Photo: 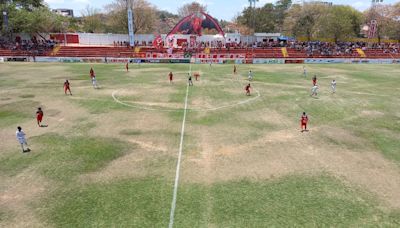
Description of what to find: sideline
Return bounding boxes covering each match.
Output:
[168,75,190,228]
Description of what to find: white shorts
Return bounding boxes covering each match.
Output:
[18,138,27,144]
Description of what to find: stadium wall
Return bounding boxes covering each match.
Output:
[2,57,396,64]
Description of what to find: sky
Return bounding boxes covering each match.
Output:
[45,0,399,21]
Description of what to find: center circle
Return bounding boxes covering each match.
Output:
[112,77,261,112]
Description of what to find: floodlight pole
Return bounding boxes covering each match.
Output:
[248,0,258,34]
[2,11,8,34]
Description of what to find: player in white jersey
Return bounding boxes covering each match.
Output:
[92,76,99,89]
[311,84,319,97]
[248,70,253,81]
[16,126,30,153]
[331,79,336,93]
[303,66,307,77]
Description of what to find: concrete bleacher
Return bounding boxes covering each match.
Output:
[1,45,398,59]
[0,49,51,57]
[54,46,135,58]
[363,50,398,59]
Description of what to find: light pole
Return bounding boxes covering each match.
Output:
[2,11,8,37]
[62,21,69,46]
[248,0,258,34]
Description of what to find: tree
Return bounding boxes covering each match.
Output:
[274,0,292,32]
[318,5,362,42]
[364,3,400,41]
[81,5,105,33]
[1,0,44,10]
[236,4,277,33]
[105,0,156,34]
[154,10,179,34]
[26,7,65,34]
[283,3,328,40]
[177,2,207,18]
[6,6,66,35]
[1,0,45,34]
[386,2,400,41]
[236,1,292,33]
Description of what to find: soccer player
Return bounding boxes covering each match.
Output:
[90,67,95,78]
[16,126,30,153]
[36,107,43,127]
[188,73,193,86]
[303,66,307,77]
[331,79,336,93]
[245,83,251,96]
[300,112,309,132]
[92,76,99,89]
[194,72,200,81]
[169,72,173,84]
[64,80,72,95]
[89,68,98,89]
[248,70,253,81]
[233,65,237,74]
[312,75,317,86]
[126,62,129,72]
[311,84,319,97]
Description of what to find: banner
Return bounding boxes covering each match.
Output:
[253,59,284,64]
[60,57,82,63]
[304,59,346,64]
[127,9,135,47]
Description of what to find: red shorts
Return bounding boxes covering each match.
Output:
[37,115,43,121]
[64,86,70,91]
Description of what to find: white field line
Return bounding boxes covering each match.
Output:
[168,79,190,228]
[111,89,261,112]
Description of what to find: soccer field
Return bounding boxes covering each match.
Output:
[1,62,400,227]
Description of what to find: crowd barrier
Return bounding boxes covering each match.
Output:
[1,56,399,64]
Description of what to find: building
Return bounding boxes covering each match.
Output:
[294,0,333,6]
[52,9,74,18]
[309,1,333,6]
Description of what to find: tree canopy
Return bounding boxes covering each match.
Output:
[177,2,207,18]
[1,0,400,42]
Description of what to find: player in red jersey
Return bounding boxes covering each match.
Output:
[300,112,309,132]
[89,68,99,89]
[36,107,43,127]
[312,75,317,86]
[126,62,129,72]
[245,83,251,96]
[64,80,72,95]
[194,72,200,81]
[90,67,95,79]
[168,72,173,83]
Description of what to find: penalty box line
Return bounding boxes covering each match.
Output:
[168,73,190,228]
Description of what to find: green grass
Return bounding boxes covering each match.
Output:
[0,100,40,127]
[1,63,400,227]
[373,135,400,163]
[19,94,35,98]
[75,98,129,114]
[0,134,131,181]
[206,175,377,227]
[43,178,172,227]
[42,175,400,227]
[119,129,143,136]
